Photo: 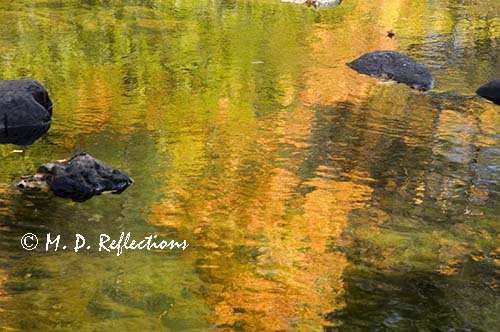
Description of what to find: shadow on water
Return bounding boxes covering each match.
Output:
[311,90,500,331]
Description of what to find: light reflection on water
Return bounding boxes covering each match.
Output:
[0,0,500,331]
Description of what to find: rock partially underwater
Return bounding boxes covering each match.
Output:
[476,80,500,105]
[18,153,133,202]
[309,0,341,8]
[347,50,434,91]
[0,80,53,145]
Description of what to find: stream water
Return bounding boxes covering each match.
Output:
[0,0,499,331]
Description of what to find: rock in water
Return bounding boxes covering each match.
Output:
[0,80,53,145]
[347,51,434,91]
[310,0,341,8]
[476,80,500,105]
[18,153,133,202]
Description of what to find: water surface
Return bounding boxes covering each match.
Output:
[0,0,500,331]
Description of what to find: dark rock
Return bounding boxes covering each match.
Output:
[347,50,434,91]
[0,124,52,146]
[476,80,500,105]
[0,79,53,145]
[18,153,133,202]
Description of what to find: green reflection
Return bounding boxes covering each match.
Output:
[0,0,500,331]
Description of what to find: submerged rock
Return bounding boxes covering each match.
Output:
[18,153,133,202]
[347,50,434,91]
[476,80,500,105]
[0,79,53,145]
[87,282,175,319]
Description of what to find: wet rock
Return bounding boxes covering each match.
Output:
[0,124,52,146]
[0,80,53,145]
[476,80,500,105]
[18,152,133,202]
[309,0,341,8]
[347,50,434,91]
